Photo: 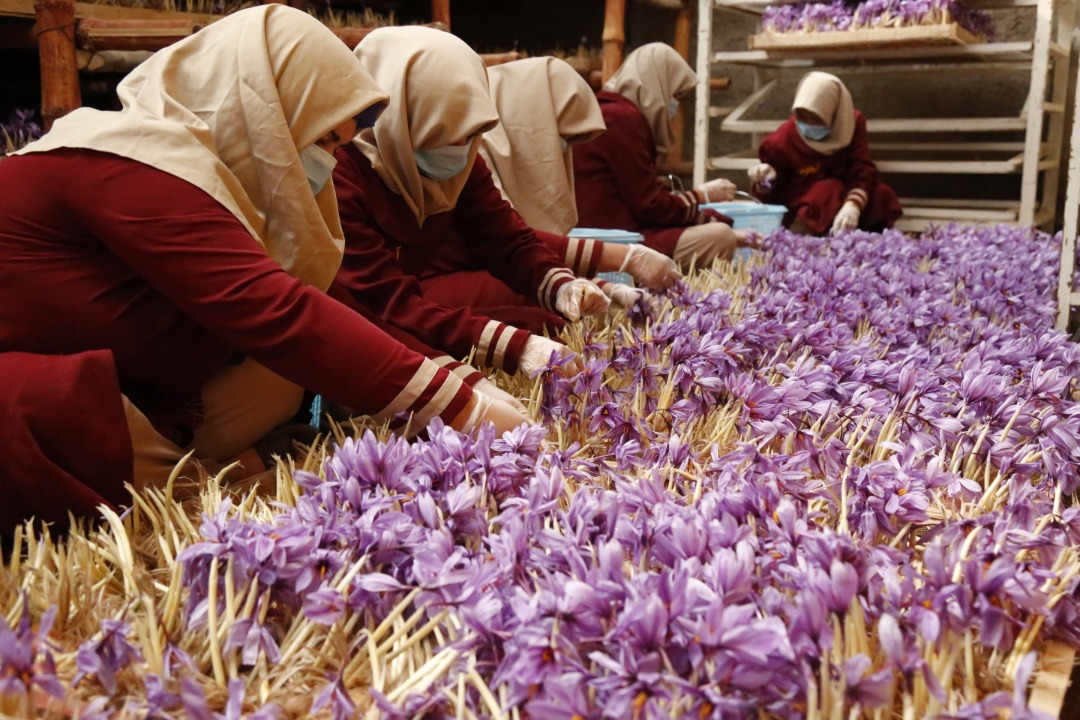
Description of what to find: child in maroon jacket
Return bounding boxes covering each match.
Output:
[749,71,902,235]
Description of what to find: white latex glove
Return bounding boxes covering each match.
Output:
[555,278,610,321]
[830,200,861,234]
[748,163,777,186]
[473,377,529,415]
[736,229,759,249]
[455,392,531,435]
[601,282,648,308]
[619,243,681,290]
[518,335,578,376]
[696,178,737,203]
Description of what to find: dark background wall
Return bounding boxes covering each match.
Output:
[0,1,681,130]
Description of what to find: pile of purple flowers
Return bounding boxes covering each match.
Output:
[0,109,42,156]
[158,225,1078,717]
[3,225,1075,716]
[761,0,996,39]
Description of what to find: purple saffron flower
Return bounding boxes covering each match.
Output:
[0,604,64,700]
[311,673,356,720]
[73,618,143,695]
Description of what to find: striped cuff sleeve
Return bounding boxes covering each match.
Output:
[537,267,576,313]
[845,188,868,210]
[563,237,603,276]
[430,354,486,387]
[475,320,530,372]
[673,189,700,224]
[375,356,471,437]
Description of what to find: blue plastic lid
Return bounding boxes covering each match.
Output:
[702,201,786,214]
[567,228,644,244]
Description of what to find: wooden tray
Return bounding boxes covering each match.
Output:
[750,23,982,50]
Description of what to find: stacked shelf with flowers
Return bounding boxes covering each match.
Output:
[692,0,1076,231]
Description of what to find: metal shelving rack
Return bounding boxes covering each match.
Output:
[693,0,1076,231]
[1057,75,1080,330]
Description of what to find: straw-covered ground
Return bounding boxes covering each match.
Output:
[2,225,1079,719]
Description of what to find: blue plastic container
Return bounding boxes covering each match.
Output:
[702,201,787,234]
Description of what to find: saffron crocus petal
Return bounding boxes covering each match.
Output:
[878,614,905,664]
[354,573,406,593]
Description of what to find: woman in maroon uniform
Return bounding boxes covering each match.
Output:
[572,43,748,268]
[749,71,902,235]
[480,56,682,307]
[0,6,525,535]
[332,27,614,380]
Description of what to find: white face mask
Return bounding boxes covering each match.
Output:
[415,144,471,180]
[300,144,337,195]
[558,137,569,153]
[667,98,680,119]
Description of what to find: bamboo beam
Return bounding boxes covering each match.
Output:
[601,0,626,83]
[332,26,378,49]
[34,0,79,131]
[76,17,204,51]
[0,0,220,23]
[666,2,693,167]
[431,0,449,29]
[479,50,522,67]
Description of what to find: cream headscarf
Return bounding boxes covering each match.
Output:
[17,5,386,290]
[792,71,856,156]
[480,57,606,235]
[353,26,500,226]
[603,42,697,159]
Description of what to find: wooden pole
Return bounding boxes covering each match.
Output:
[667,2,693,167]
[601,0,626,84]
[34,0,80,131]
[431,0,450,30]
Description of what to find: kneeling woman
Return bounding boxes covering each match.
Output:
[0,7,525,535]
[749,71,902,235]
[572,43,748,268]
[332,27,612,379]
[480,56,682,300]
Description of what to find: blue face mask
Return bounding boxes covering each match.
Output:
[300,144,337,195]
[667,98,680,119]
[796,120,830,142]
[415,144,471,180]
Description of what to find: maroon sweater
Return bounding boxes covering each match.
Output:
[333,146,580,373]
[752,112,901,233]
[0,149,470,531]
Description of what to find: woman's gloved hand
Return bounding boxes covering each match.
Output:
[619,244,681,290]
[518,335,579,375]
[748,163,777,186]
[452,391,532,435]
[695,178,737,203]
[473,377,529,415]
[555,278,610,321]
[830,201,861,234]
[600,281,648,308]
[736,230,760,249]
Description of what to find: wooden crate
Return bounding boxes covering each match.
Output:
[749,23,982,50]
